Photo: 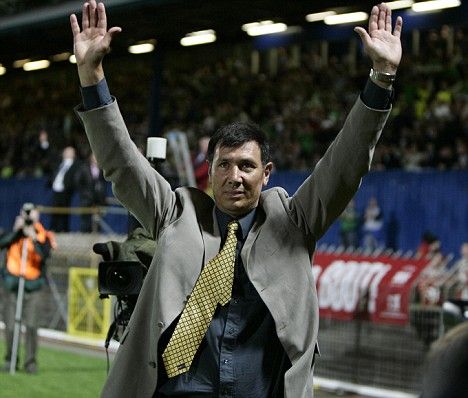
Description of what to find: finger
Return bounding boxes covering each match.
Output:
[393,16,403,38]
[386,6,392,32]
[82,2,89,29]
[70,14,81,37]
[354,27,372,48]
[378,4,386,30]
[368,5,379,34]
[97,2,107,30]
[102,27,122,49]
[108,26,122,35]
[89,0,97,28]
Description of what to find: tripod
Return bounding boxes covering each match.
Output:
[9,239,28,375]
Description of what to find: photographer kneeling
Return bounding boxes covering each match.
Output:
[0,203,56,374]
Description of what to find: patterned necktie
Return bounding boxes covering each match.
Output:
[163,220,239,378]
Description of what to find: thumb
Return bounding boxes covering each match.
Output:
[354,27,372,48]
[102,26,122,49]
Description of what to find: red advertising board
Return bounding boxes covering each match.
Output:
[313,252,430,325]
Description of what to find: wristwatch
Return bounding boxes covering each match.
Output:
[369,68,396,84]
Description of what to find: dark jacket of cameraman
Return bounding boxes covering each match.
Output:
[0,222,56,292]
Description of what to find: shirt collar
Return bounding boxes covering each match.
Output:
[215,207,256,241]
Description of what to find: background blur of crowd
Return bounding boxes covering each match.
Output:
[0,24,467,179]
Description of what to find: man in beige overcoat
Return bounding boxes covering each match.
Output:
[70,2,402,397]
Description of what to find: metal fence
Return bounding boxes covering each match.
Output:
[1,234,464,395]
[316,306,445,394]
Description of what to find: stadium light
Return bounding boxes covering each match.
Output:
[69,54,77,64]
[412,0,461,12]
[324,12,368,25]
[23,60,50,71]
[13,58,30,68]
[386,0,414,10]
[180,30,216,46]
[305,11,337,22]
[0,64,6,75]
[51,52,71,62]
[128,42,155,54]
[242,21,287,36]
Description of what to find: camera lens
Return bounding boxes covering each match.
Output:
[98,261,146,296]
[107,268,133,290]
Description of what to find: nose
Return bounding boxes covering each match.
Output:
[227,166,242,185]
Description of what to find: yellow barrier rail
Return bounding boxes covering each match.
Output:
[67,267,111,339]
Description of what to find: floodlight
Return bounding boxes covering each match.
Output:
[23,60,50,71]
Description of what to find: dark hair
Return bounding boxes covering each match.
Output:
[207,121,270,165]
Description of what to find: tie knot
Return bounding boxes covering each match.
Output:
[227,221,239,236]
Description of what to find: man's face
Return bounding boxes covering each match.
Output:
[209,141,272,217]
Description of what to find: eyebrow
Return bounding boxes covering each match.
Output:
[216,155,259,164]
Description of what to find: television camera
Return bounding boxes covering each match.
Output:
[94,226,156,353]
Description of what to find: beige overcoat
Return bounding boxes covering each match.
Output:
[77,96,390,397]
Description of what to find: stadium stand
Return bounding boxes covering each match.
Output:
[0,1,467,397]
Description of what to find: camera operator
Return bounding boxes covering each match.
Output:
[0,203,56,374]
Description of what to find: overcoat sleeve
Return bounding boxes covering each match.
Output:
[289,97,391,239]
[76,100,176,238]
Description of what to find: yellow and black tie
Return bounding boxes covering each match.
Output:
[162,220,239,378]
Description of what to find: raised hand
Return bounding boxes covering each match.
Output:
[354,3,403,74]
[70,1,121,86]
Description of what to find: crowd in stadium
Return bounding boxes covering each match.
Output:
[1,26,467,177]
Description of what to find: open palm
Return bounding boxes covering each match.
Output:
[70,1,121,68]
[366,28,402,69]
[355,4,403,73]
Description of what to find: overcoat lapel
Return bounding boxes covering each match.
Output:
[199,208,222,266]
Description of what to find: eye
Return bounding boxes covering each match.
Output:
[218,161,229,169]
[240,162,255,171]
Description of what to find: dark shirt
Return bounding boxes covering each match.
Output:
[156,208,289,397]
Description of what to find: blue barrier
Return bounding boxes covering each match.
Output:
[0,170,466,256]
[268,170,467,256]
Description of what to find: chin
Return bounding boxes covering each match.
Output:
[221,205,244,217]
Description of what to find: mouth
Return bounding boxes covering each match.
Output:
[226,190,244,198]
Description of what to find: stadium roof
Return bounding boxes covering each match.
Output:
[0,0,378,63]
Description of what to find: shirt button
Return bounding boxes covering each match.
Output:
[157,321,165,328]
[223,359,229,364]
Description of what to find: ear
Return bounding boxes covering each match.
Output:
[262,162,273,186]
[208,161,213,182]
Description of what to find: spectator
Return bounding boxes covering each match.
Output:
[417,238,449,305]
[417,231,439,259]
[31,129,55,177]
[339,199,360,249]
[192,135,210,194]
[453,242,468,300]
[0,203,56,373]
[49,146,79,232]
[361,196,384,251]
[75,152,107,232]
